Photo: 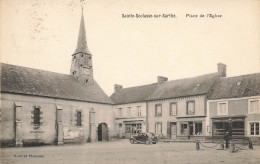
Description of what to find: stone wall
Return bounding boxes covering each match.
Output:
[0,93,115,147]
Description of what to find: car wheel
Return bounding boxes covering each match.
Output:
[145,140,150,145]
[130,139,134,144]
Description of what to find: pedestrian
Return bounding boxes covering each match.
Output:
[224,131,230,148]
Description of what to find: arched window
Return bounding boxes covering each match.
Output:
[34,108,40,125]
[76,111,82,126]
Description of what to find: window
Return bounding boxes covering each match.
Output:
[127,107,131,117]
[195,122,202,135]
[137,106,141,117]
[137,124,142,133]
[186,101,195,115]
[181,123,188,135]
[155,122,162,134]
[125,123,142,134]
[76,111,82,126]
[155,104,162,117]
[248,99,260,114]
[250,122,259,136]
[170,103,177,116]
[33,108,40,125]
[218,102,228,115]
[118,108,122,117]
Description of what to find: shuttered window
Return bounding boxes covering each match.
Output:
[218,102,228,115]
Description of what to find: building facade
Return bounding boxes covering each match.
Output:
[111,65,228,140]
[146,72,220,140]
[206,73,260,142]
[111,83,158,139]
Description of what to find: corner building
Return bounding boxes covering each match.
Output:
[206,73,260,142]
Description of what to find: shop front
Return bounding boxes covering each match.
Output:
[176,116,206,140]
[211,116,246,139]
[116,119,146,139]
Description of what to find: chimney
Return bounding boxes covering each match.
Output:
[114,84,123,92]
[217,63,227,77]
[157,76,168,84]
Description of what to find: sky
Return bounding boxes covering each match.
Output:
[1,0,260,95]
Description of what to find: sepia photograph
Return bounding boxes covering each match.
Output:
[0,0,260,163]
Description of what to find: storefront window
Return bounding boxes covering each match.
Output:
[125,123,142,134]
[212,119,245,138]
[181,123,188,135]
[195,122,202,135]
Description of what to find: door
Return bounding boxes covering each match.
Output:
[98,123,108,141]
[170,122,177,139]
[119,123,123,139]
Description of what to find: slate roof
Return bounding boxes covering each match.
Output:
[1,63,113,104]
[208,73,260,100]
[110,73,219,104]
[74,10,91,55]
[110,83,158,104]
[147,73,219,101]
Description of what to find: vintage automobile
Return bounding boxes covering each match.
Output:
[129,132,158,144]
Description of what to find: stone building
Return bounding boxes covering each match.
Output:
[206,73,260,142]
[111,64,228,140]
[146,72,220,140]
[110,81,158,139]
[0,10,116,147]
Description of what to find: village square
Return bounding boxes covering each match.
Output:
[1,1,260,164]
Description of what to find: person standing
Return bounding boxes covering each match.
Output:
[224,131,230,148]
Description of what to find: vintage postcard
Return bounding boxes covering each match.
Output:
[0,0,260,163]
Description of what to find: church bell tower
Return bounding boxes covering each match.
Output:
[70,8,94,85]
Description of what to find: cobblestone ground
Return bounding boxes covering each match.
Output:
[0,140,260,164]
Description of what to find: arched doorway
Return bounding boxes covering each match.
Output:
[98,123,108,141]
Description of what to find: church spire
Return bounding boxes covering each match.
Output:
[70,4,94,85]
[74,8,91,55]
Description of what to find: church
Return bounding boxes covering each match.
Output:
[0,10,116,147]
